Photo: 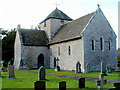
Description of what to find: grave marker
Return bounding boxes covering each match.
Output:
[78,78,85,88]
[101,61,107,76]
[59,81,66,90]
[34,81,45,90]
[8,65,16,79]
[38,66,46,80]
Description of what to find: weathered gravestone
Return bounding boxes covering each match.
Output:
[85,63,90,73]
[55,66,60,71]
[108,82,120,90]
[38,66,46,80]
[101,61,107,76]
[59,81,66,90]
[34,81,45,90]
[8,65,16,79]
[107,63,112,73]
[78,78,85,88]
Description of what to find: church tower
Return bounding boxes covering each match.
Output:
[39,8,72,40]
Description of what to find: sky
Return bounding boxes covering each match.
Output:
[0,0,119,47]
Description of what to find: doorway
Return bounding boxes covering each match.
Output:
[38,53,44,68]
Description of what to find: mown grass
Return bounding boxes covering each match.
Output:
[1,70,115,89]
[32,68,120,80]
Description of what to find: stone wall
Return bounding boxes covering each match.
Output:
[50,39,85,72]
[40,19,70,40]
[83,8,117,71]
[20,45,50,69]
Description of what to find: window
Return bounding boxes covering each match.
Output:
[91,39,95,50]
[68,45,71,55]
[58,47,60,56]
[108,39,111,50]
[44,22,46,27]
[100,37,104,50]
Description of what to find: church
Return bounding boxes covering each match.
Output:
[14,6,117,73]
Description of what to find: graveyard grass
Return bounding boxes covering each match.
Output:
[1,69,119,88]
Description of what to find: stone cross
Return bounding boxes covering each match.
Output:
[101,61,107,76]
[96,73,107,89]
[107,63,112,73]
[38,66,46,80]
[8,65,16,79]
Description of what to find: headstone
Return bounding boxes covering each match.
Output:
[107,63,112,73]
[55,66,60,71]
[85,63,90,73]
[108,82,120,90]
[78,78,85,88]
[38,66,46,80]
[8,65,16,79]
[101,62,107,76]
[34,81,45,90]
[59,81,66,90]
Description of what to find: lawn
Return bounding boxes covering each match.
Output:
[32,68,120,80]
[1,70,116,89]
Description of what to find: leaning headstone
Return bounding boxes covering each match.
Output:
[8,65,16,79]
[78,78,85,88]
[55,66,60,71]
[107,63,112,73]
[38,66,46,80]
[59,81,66,90]
[101,62,107,76]
[34,81,45,90]
[86,63,90,73]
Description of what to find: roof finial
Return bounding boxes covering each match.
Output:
[97,4,100,8]
[54,2,59,9]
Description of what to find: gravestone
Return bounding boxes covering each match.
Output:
[34,81,45,90]
[55,66,60,71]
[107,63,112,73]
[8,65,16,79]
[38,66,45,80]
[101,62,107,76]
[108,82,120,90]
[78,78,85,88]
[59,81,66,90]
[85,63,90,73]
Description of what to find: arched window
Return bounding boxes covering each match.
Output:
[108,39,112,50]
[68,45,71,55]
[58,47,60,56]
[91,39,95,50]
[100,37,104,50]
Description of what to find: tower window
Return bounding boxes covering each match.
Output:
[100,37,104,50]
[91,39,95,50]
[44,22,46,27]
[68,45,71,55]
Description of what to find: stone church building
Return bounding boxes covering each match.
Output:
[14,6,117,73]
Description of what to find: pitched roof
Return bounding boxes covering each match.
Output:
[40,8,72,24]
[50,11,95,44]
[18,29,49,46]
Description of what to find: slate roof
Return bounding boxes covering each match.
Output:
[50,11,95,44]
[40,8,72,24]
[18,29,49,46]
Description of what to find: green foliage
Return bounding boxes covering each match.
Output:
[2,29,16,67]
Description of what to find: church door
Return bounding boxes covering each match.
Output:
[38,53,44,68]
[76,61,81,73]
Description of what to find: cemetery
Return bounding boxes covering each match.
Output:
[1,67,120,89]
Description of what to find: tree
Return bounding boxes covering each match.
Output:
[2,29,16,67]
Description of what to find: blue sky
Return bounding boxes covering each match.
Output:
[0,0,119,47]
